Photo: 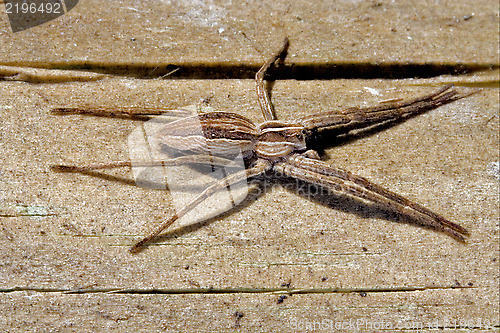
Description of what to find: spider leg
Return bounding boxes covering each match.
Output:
[51,106,192,120]
[51,155,242,172]
[275,155,469,242]
[300,85,466,133]
[255,37,289,121]
[130,159,272,252]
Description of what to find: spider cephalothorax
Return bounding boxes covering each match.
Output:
[256,121,308,160]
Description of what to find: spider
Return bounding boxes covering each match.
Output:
[52,38,471,252]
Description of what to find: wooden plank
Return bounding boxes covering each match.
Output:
[0,77,498,331]
[0,0,497,67]
[0,289,497,331]
[0,0,498,331]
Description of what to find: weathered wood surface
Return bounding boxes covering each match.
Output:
[0,0,498,332]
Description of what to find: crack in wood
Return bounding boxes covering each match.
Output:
[0,285,474,295]
[0,62,496,80]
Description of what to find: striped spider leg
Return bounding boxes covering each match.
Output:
[52,38,471,252]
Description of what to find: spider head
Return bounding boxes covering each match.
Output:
[281,126,308,150]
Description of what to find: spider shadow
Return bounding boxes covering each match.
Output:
[308,112,433,153]
[305,90,468,153]
[273,175,463,241]
[51,167,138,187]
[55,158,462,252]
[51,163,242,191]
[148,184,262,247]
[53,165,261,249]
[137,172,462,252]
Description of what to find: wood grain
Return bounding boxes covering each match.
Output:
[0,0,498,331]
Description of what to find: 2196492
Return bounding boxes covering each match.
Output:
[5,1,62,14]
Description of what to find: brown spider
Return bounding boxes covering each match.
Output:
[52,38,471,252]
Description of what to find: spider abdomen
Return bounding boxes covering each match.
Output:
[155,111,259,158]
